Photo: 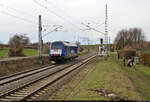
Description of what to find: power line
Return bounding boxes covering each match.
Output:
[95,22,105,28]
[81,22,105,32]
[33,0,81,30]
[81,23,105,35]
[0,11,38,25]
[45,0,82,29]
[3,5,35,18]
[0,3,52,25]
[42,25,62,38]
[45,0,74,21]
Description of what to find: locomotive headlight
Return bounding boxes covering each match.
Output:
[51,49,62,55]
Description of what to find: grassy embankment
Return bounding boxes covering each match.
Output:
[0,47,38,59]
[23,48,38,56]
[50,52,150,100]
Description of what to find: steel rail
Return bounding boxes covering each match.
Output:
[0,64,53,81]
[0,64,56,85]
[0,54,96,101]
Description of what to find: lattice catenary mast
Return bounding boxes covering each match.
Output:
[105,4,108,51]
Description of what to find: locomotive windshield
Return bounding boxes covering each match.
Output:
[51,42,62,49]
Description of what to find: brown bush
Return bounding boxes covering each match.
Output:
[43,42,50,54]
[118,49,136,59]
[140,53,150,66]
[79,46,84,52]
[8,35,24,57]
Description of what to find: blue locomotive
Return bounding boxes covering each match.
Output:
[49,41,78,63]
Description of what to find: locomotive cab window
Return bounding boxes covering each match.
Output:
[51,42,62,49]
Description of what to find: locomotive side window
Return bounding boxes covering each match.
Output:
[65,46,67,55]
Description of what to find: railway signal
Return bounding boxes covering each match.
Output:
[100,38,103,45]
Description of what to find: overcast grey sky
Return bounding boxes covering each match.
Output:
[0,0,150,44]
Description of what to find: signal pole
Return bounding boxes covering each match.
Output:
[38,15,42,64]
[109,36,110,51]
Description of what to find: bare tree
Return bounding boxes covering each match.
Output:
[114,27,145,50]
[20,34,30,46]
[8,34,30,57]
[115,29,128,49]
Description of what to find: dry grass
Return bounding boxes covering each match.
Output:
[118,49,136,59]
[140,52,150,66]
[50,56,143,100]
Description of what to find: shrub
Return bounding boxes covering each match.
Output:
[79,46,84,52]
[140,52,150,66]
[8,35,24,57]
[118,49,136,59]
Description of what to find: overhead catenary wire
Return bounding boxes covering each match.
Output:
[0,11,38,25]
[45,0,82,30]
[80,22,104,31]
[0,4,52,25]
[45,0,74,21]
[42,25,62,38]
[2,5,35,18]
[81,23,105,35]
[95,22,105,28]
[33,0,81,30]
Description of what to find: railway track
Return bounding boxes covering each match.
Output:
[0,64,56,85]
[0,54,97,101]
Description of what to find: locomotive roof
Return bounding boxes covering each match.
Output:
[52,41,77,47]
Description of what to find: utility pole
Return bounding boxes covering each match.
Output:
[38,15,42,64]
[104,4,108,60]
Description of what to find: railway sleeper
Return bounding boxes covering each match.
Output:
[21,87,37,91]
[30,96,37,99]
[5,95,24,99]
[18,90,32,93]
[33,92,44,96]
[33,94,41,97]
[21,89,34,91]
[14,92,30,95]
[0,98,13,101]
[10,94,26,97]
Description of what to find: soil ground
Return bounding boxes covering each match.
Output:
[49,53,150,100]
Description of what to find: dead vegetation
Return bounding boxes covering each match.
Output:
[115,28,145,50]
[117,49,136,59]
[88,89,128,100]
[0,56,51,77]
[43,42,50,54]
[8,34,30,57]
[140,52,150,66]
